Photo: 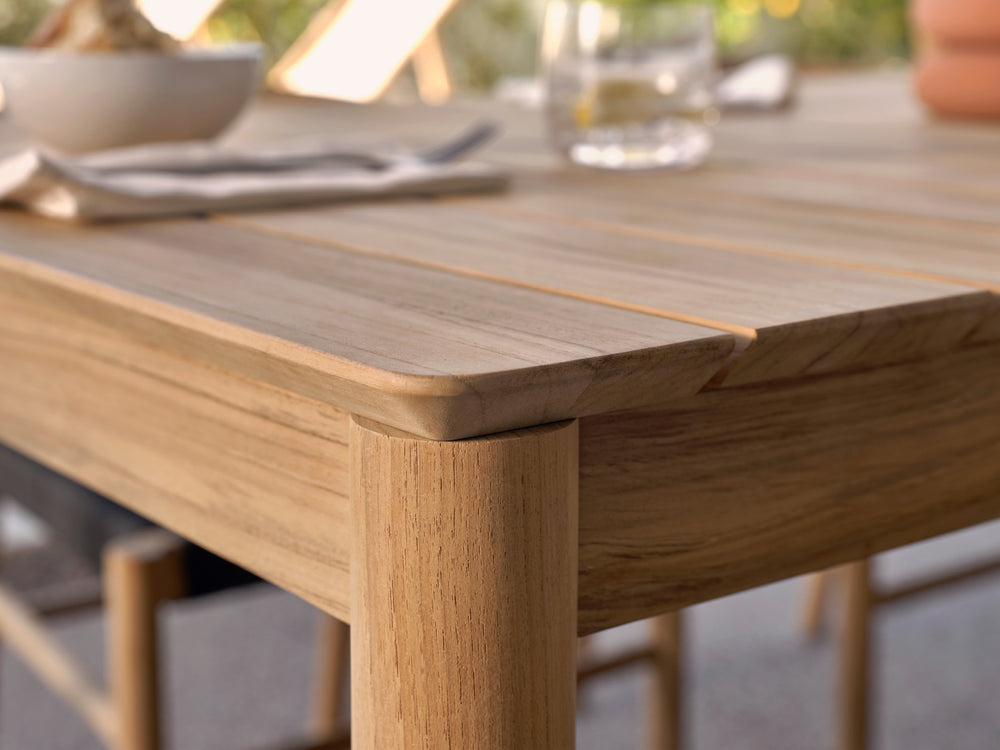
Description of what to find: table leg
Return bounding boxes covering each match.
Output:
[349,417,579,750]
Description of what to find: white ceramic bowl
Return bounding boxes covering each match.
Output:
[0,43,263,153]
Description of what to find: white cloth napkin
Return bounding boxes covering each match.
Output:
[0,139,508,221]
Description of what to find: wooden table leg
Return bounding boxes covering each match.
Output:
[838,560,872,750]
[349,417,579,750]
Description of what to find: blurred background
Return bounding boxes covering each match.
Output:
[0,0,911,96]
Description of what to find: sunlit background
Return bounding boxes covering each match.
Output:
[0,0,910,95]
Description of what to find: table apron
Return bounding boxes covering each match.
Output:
[0,279,352,621]
[577,341,1000,634]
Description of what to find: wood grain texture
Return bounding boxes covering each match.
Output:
[0,215,733,440]
[232,199,994,387]
[0,267,353,621]
[487,176,1000,293]
[576,343,1000,633]
[350,417,578,749]
[225,76,1000,369]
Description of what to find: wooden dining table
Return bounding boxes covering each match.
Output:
[1,71,998,749]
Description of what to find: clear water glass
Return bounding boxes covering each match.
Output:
[543,0,718,170]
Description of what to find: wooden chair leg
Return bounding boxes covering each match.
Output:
[801,571,832,639]
[104,530,184,750]
[646,611,682,750]
[576,634,597,710]
[838,560,873,750]
[311,614,350,738]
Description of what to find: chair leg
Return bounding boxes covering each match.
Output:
[576,634,598,711]
[311,614,350,739]
[838,560,873,750]
[801,571,832,639]
[646,611,683,750]
[104,530,184,750]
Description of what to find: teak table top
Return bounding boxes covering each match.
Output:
[1,72,996,441]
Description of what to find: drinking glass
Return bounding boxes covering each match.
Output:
[543,0,718,170]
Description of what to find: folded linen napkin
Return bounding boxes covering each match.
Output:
[0,137,508,222]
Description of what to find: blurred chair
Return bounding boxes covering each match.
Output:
[0,442,350,750]
[138,0,457,104]
[269,0,457,104]
[579,612,684,750]
[802,555,1000,750]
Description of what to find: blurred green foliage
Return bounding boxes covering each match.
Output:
[0,0,911,89]
[206,0,328,68]
[716,0,911,65]
[0,0,54,45]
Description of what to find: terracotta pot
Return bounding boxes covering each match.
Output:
[912,0,1000,45]
[916,49,1000,118]
[912,0,1000,117]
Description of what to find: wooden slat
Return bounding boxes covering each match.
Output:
[486,175,1000,292]
[576,342,1000,634]
[228,80,1000,305]
[665,161,1000,229]
[576,646,655,683]
[0,269,353,621]
[230,200,995,386]
[0,214,733,440]
[875,557,1000,606]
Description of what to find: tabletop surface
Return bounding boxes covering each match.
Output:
[1,71,997,440]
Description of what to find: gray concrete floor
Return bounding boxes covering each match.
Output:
[3,510,1000,750]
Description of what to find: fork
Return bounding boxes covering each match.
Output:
[81,121,500,175]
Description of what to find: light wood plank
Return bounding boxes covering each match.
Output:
[232,201,995,386]
[224,81,1000,304]
[350,417,578,749]
[576,343,1000,633]
[0,214,733,440]
[489,175,1000,292]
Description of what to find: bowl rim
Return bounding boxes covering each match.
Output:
[0,41,264,61]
